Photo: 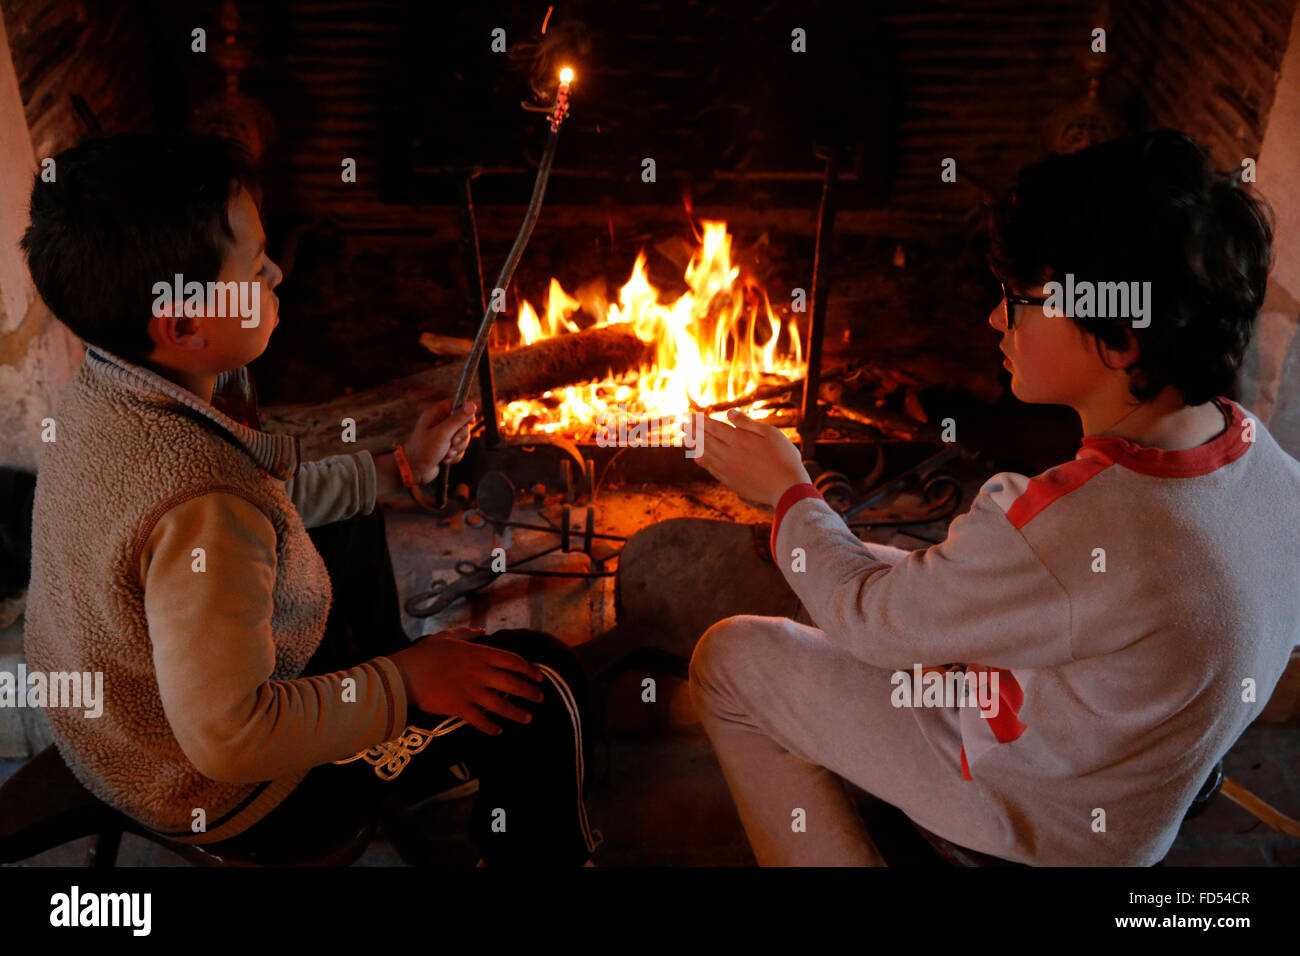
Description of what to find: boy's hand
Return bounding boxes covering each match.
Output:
[692,408,812,508]
[389,628,546,735]
[402,400,478,484]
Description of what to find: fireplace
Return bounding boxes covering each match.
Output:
[2,0,1300,873]
[4,0,1298,469]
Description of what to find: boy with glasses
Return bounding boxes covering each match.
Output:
[687,130,1296,866]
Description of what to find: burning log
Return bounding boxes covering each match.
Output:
[698,377,803,414]
[262,326,652,460]
[696,372,851,415]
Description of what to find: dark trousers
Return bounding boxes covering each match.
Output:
[203,509,599,866]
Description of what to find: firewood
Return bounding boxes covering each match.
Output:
[830,400,938,441]
[261,326,652,460]
[697,378,802,413]
[417,332,473,357]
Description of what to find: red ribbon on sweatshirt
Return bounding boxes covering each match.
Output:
[959,665,1028,781]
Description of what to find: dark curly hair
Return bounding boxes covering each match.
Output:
[20,133,256,358]
[988,130,1273,406]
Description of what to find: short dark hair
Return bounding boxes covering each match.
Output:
[20,132,256,358]
[988,130,1273,405]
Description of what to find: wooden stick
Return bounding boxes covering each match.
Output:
[1220,777,1300,837]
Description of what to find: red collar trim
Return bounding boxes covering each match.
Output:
[1076,397,1251,477]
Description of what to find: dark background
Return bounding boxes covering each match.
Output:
[4,0,1294,438]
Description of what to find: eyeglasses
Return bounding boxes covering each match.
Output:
[1000,281,1050,330]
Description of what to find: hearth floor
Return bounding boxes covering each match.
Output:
[4,460,1298,867]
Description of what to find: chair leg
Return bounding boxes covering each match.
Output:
[1220,777,1300,837]
[89,828,123,867]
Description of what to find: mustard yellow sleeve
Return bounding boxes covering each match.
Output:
[139,491,408,784]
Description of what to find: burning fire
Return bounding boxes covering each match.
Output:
[501,221,804,439]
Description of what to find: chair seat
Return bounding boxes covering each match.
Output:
[0,745,374,866]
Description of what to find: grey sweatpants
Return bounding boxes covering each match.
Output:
[688,543,1020,866]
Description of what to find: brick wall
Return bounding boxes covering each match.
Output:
[207,0,1112,221]
[4,2,1297,215]
[1110,0,1299,171]
[879,0,1101,212]
[2,0,158,162]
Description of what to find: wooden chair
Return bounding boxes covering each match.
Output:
[0,745,376,867]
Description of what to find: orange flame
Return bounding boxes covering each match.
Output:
[502,221,803,439]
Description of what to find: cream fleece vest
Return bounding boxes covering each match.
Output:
[24,346,331,842]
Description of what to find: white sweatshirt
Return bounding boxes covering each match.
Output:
[771,396,1300,864]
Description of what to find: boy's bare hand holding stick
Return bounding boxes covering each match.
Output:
[405,399,479,482]
[377,400,478,496]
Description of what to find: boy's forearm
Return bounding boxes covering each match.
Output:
[386,644,416,700]
[774,490,1074,670]
[374,451,447,498]
[374,451,404,498]
[774,497,895,661]
[285,451,378,526]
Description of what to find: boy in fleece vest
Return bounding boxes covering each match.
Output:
[689,130,1299,866]
[21,133,599,865]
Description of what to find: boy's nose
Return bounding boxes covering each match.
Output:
[265,257,284,290]
[988,302,1009,332]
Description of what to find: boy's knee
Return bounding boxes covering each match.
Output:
[690,614,764,691]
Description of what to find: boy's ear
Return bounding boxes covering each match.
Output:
[1096,326,1140,372]
[149,302,208,351]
